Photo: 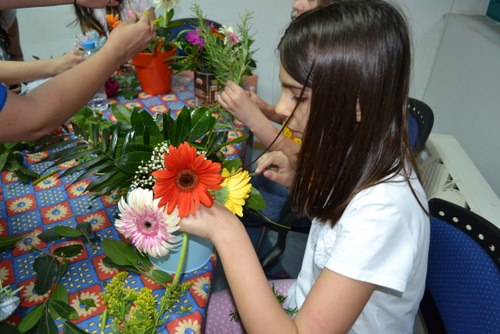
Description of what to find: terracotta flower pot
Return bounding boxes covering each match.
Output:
[132,47,176,95]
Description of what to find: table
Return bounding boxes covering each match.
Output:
[0,72,249,333]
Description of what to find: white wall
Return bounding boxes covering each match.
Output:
[17,0,290,105]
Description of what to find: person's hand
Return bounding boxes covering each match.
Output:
[76,0,120,8]
[179,202,241,242]
[217,80,262,124]
[255,151,295,188]
[102,12,155,64]
[51,49,84,76]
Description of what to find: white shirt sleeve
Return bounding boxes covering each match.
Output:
[322,184,420,293]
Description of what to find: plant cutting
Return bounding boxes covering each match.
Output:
[171,4,256,85]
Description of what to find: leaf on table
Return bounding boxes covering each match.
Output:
[38,307,58,334]
[0,235,23,252]
[49,300,78,321]
[62,320,88,334]
[53,244,83,259]
[33,256,59,295]
[50,284,69,304]
[17,304,44,333]
[102,239,149,268]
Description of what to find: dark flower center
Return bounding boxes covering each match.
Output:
[144,221,152,229]
[176,169,198,190]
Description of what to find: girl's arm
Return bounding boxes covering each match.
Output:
[0,50,84,85]
[180,203,375,334]
[0,13,153,143]
[0,0,119,10]
[217,81,300,163]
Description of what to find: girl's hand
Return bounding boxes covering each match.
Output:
[179,202,241,242]
[103,12,155,64]
[217,80,260,124]
[255,151,295,188]
[51,49,84,76]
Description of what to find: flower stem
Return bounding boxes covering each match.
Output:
[172,233,189,285]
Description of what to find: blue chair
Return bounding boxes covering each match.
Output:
[420,198,500,333]
[408,97,434,153]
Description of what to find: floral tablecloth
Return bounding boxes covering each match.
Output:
[0,72,248,333]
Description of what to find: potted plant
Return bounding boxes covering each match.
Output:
[171,4,256,106]
[129,0,181,95]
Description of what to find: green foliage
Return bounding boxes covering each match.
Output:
[0,142,39,182]
[31,105,246,199]
[171,4,256,85]
[0,225,93,333]
[100,272,192,334]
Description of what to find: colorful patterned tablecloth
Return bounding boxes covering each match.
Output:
[0,72,249,333]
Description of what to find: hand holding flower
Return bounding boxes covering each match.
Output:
[102,13,155,64]
[255,151,295,189]
[179,202,243,243]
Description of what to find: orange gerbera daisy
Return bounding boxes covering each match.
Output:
[105,13,121,31]
[152,142,223,217]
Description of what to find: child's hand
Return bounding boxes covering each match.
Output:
[255,151,295,188]
[51,49,84,76]
[179,202,241,242]
[217,80,261,124]
[104,12,155,64]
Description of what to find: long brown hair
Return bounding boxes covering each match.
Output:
[279,0,418,224]
[73,5,120,36]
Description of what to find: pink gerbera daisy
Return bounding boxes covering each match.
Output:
[115,188,180,257]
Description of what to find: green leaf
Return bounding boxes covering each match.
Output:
[222,158,242,172]
[102,239,144,267]
[55,148,100,166]
[109,126,120,157]
[35,137,79,154]
[62,320,88,334]
[150,269,173,284]
[52,226,84,238]
[33,255,59,295]
[0,235,22,251]
[46,143,87,161]
[53,244,83,258]
[17,304,44,333]
[209,134,249,156]
[50,284,69,304]
[139,110,160,140]
[49,300,78,320]
[172,107,192,145]
[162,112,175,141]
[76,222,93,240]
[101,127,111,153]
[38,307,58,334]
[58,155,108,179]
[188,107,216,142]
[246,186,267,211]
[111,105,132,124]
[78,295,96,309]
[114,151,152,173]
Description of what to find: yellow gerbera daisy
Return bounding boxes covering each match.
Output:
[214,168,252,217]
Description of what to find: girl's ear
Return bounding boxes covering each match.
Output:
[356,103,362,123]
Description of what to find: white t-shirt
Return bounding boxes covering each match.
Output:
[93,0,153,35]
[285,172,430,333]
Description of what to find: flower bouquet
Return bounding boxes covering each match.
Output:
[27,104,264,332]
